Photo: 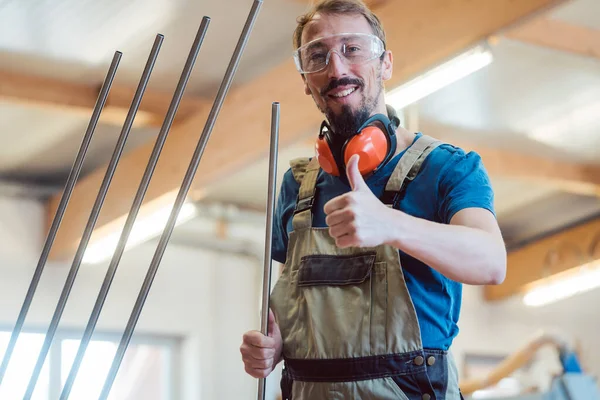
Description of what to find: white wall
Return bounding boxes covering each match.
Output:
[0,195,598,399]
[0,195,278,400]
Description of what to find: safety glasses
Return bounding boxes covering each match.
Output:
[293,32,385,74]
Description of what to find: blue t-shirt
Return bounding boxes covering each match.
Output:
[271,132,496,350]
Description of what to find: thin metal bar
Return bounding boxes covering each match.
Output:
[58,33,169,400]
[257,102,280,400]
[98,1,264,398]
[59,15,211,396]
[22,49,137,396]
[0,51,122,387]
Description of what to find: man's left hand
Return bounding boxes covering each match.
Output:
[324,154,395,248]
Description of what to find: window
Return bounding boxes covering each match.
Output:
[0,329,179,400]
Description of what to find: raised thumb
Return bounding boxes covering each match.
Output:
[267,309,278,337]
[346,154,366,191]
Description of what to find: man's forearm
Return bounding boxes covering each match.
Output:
[386,209,507,285]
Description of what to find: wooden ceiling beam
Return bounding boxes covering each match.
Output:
[45,0,570,261]
[485,217,600,301]
[0,69,209,128]
[504,17,600,60]
[454,141,600,197]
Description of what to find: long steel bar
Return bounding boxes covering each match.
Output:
[0,51,122,387]
[57,31,189,399]
[257,102,280,400]
[59,18,211,398]
[98,1,264,398]
[22,37,164,399]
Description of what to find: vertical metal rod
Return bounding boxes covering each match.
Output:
[23,46,138,397]
[58,33,170,400]
[98,1,264,398]
[257,102,280,400]
[0,51,122,387]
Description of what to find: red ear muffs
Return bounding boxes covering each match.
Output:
[343,125,389,176]
[315,113,397,177]
[315,135,340,176]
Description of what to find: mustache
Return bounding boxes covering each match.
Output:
[320,77,364,96]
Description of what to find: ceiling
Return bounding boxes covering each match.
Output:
[0,0,599,250]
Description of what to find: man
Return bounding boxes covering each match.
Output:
[240,0,507,398]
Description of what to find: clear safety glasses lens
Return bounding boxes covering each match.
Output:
[293,33,385,74]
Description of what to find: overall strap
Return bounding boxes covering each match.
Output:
[383,135,442,206]
[290,157,321,230]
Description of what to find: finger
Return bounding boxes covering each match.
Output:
[329,222,355,240]
[323,193,353,215]
[335,233,357,248]
[267,309,276,337]
[346,154,367,192]
[325,208,354,227]
[245,357,274,370]
[245,364,271,379]
[240,343,276,361]
[243,331,277,349]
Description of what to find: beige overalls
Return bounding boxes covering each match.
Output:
[270,135,463,400]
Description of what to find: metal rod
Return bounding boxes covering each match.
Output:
[22,45,141,397]
[0,51,122,387]
[58,17,210,397]
[22,40,164,398]
[257,102,280,400]
[58,33,169,400]
[98,1,264,398]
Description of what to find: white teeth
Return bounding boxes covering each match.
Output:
[332,87,356,98]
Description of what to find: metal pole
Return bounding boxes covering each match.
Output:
[58,31,187,400]
[22,40,151,397]
[23,38,163,398]
[98,1,264,398]
[59,18,211,399]
[0,51,122,387]
[257,102,280,400]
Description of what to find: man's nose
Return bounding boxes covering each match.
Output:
[325,50,350,78]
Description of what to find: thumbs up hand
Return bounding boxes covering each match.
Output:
[324,154,395,248]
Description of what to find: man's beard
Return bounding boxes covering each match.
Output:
[319,77,383,139]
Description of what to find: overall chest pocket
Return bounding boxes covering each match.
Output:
[294,252,382,359]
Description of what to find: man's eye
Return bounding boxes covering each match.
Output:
[309,52,326,62]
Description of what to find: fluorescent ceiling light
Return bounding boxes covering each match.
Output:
[523,260,600,307]
[82,202,197,265]
[386,45,493,110]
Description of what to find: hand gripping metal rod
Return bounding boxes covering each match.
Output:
[0,51,122,387]
[22,37,164,399]
[98,1,264,398]
[59,18,211,400]
[257,102,280,400]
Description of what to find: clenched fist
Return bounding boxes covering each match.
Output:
[324,154,396,248]
[240,309,283,378]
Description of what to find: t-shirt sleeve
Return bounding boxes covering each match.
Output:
[437,149,496,224]
[271,168,299,264]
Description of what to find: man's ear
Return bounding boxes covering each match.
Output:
[381,50,393,81]
[300,74,311,95]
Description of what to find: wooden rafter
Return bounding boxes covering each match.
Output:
[485,217,600,301]
[0,69,209,128]
[505,17,600,60]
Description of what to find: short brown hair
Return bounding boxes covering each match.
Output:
[293,0,386,50]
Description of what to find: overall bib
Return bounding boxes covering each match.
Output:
[270,135,463,400]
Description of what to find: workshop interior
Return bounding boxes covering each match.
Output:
[0,0,599,399]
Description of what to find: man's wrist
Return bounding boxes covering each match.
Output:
[384,206,410,249]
